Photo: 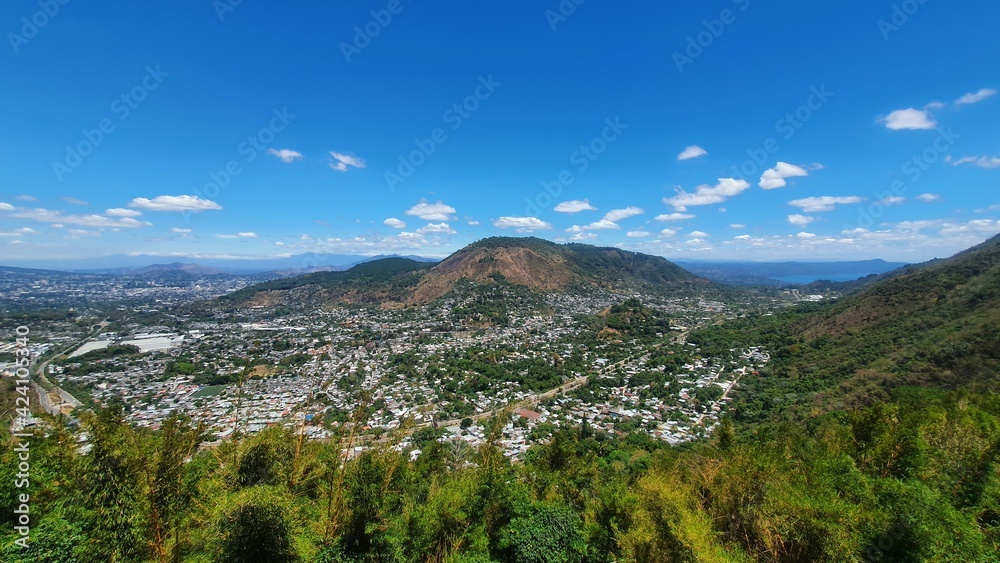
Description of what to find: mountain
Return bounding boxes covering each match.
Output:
[220,256,435,308]
[1,252,438,274]
[130,262,226,276]
[219,237,705,308]
[410,237,702,302]
[694,233,1000,421]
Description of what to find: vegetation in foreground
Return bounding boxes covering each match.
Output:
[0,386,997,562]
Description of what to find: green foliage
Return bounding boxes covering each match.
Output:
[231,426,295,488]
[499,503,585,563]
[215,486,300,563]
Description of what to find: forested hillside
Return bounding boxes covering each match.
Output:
[692,233,1000,422]
[1,391,996,561]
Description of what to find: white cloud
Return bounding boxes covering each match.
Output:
[15,195,37,202]
[677,145,707,161]
[655,213,696,221]
[734,234,752,240]
[663,178,750,211]
[106,208,142,217]
[660,228,678,237]
[688,230,709,238]
[171,228,192,234]
[238,232,257,238]
[949,155,1000,169]
[66,228,99,238]
[269,148,304,163]
[797,232,817,239]
[554,200,597,213]
[129,195,222,212]
[588,219,621,230]
[789,196,864,212]
[417,222,457,235]
[788,214,814,226]
[570,232,598,241]
[329,151,366,172]
[0,227,37,237]
[12,207,150,228]
[879,108,937,130]
[626,231,650,238]
[492,216,553,231]
[61,196,89,206]
[0,202,13,211]
[881,196,906,205]
[467,219,480,225]
[896,220,944,230]
[955,88,997,105]
[566,219,622,232]
[916,193,941,202]
[939,219,1000,235]
[602,207,644,222]
[383,218,406,229]
[759,162,810,189]
[730,224,746,229]
[405,200,456,221]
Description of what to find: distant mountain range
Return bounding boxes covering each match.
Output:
[1,245,913,288]
[0,253,439,275]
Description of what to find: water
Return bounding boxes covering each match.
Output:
[772,274,869,284]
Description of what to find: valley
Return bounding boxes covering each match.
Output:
[1,235,997,561]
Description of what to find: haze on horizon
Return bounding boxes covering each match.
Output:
[2,1,999,264]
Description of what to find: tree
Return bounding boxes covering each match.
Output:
[215,487,299,563]
[500,503,584,563]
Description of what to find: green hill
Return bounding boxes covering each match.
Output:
[219,238,705,308]
[220,257,434,307]
[693,233,1000,421]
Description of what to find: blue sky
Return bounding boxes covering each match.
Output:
[2,0,999,264]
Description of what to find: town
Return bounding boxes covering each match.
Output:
[4,280,773,461]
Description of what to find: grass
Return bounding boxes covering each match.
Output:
[192,384,227,398]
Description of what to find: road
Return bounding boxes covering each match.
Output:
[30,319,106,419]
[691,365,732,428]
